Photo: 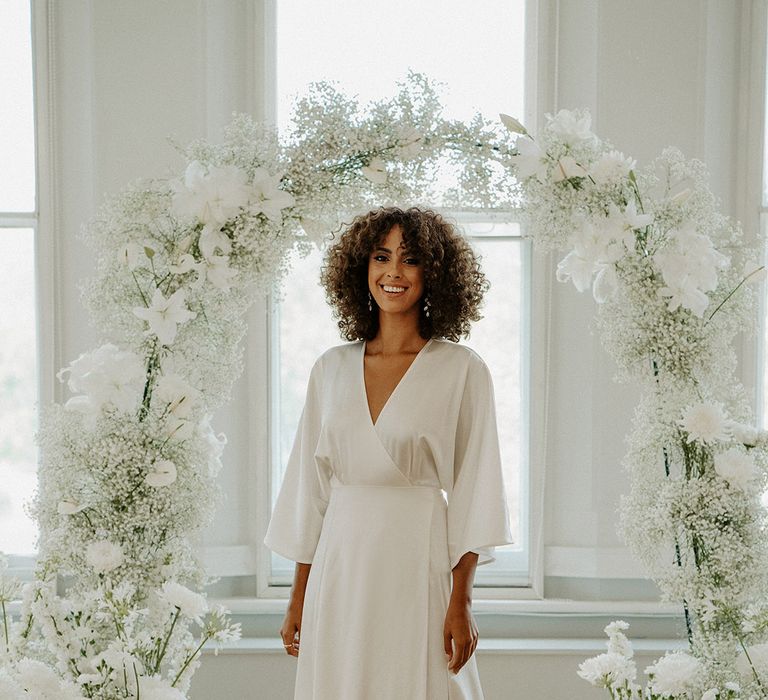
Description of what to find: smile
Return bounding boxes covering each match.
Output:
[381,284,407,295]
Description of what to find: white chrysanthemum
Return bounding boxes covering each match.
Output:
[577,652,636,688]
[85,540,124,573]
[678,402,731,444]
[145,459,178,488]
[590,149,636,185]
[136,675,187,700]
[159,581,208,620]
[714,447,757,491]
[645,652,702,697]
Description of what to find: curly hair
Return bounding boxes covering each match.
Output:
[319,206,489,342]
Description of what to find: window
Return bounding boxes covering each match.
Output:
[0,0,39,560]
[268,0,530,589]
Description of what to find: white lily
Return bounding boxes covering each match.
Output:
[510,136,547,182]
[133,288,196,346]
[249,168,295,223]
[361,157,388,184]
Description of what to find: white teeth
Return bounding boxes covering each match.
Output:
[383,285,406,292]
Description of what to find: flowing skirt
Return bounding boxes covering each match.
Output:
[294,484,484,700]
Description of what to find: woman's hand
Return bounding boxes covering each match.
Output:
[280,601,303,657]
[281,562,311,657]
[443,599,479,674]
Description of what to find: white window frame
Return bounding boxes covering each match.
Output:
[251,0,547,602]
[4,0,56,585]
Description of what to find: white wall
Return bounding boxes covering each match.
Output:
[37,0,766,697]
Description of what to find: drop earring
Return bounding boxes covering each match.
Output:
[368,291,373,312]
[423,295,431,318]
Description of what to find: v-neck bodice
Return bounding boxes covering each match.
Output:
[361,338,434,428]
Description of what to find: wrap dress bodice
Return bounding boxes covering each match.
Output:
[264,338,514,699]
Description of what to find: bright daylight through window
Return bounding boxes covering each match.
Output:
[269,0,529,587]
[0,0,38,560]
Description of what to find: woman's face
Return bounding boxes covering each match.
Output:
[367,224,424,318]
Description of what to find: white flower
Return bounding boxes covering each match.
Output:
[159,581,208,620]
[136,675,187,700]
[728,420,760,447]
[604,200,653,250]
[577,652,636,688]
[133,288,196,346]
[198,224,232,259]
[555,218,623,295]
[249,168,295,223]
[58,344,145,414]
[85,540,124,573]
[16,658,87,699]
[552,155,588,182]
[546,109,595,146]
[163,415,195,442]
[155,374,199,418]
[592,263,619,303]
[604,620,633,658]
[743,259,767,283]
[145,459,178,488]
[168,252,197,275]
[171,160,250,227]
[117,242,144,270]
[361,157,388,184]
[701,689,718,700]
[510,136,547,182]
[645,652,703,697]
[590,150,636,185]
[198,253,238,291]
[57,500,88,515]
[396,125,423,159]
[714,447,757,491]
[200,414,227,477]
[678,402,731,444]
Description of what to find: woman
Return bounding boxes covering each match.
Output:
[264,206,513,699]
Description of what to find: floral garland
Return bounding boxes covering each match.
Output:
[0,73,515,699]
[504,110,768,698]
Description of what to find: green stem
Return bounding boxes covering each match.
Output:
[155,608,180,673]
[131,270,149,307]
[705,266,765,325]
[171,634,210,688]
[2,600,8,653]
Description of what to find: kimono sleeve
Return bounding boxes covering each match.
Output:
[263,358,330,564]
[447,352,514,570]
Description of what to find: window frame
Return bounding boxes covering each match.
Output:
[3,0,55,582]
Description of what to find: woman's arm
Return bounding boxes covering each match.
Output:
[443,551,479,674]
[280,562,312,657]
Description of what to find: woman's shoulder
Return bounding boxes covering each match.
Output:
[430,338,488,368]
